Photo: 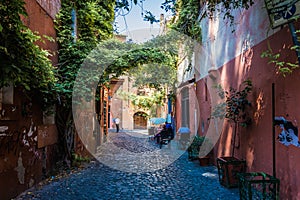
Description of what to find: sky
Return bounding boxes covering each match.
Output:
[114,0,172,43]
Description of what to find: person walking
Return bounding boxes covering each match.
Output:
[115,117,120,133]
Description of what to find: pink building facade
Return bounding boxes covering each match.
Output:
[176,0,300,198]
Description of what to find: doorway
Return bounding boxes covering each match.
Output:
[133,112,147,129]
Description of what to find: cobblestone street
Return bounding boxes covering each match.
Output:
[17,130,239,200]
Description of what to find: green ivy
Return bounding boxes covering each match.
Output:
[171,0,202,42]
[0,0,57,111]
[55,0,115,108]
[166,0,255,42]
[54,0,115,162]
[118,90,165,111]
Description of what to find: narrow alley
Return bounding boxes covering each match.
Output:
[16,130,239,200]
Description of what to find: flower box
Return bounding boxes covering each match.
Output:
[217,156,246,188]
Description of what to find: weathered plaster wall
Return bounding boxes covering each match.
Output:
[194,0,300,198]
[0,1,60,199]
[213,24,300,199]
[0,88,43,199]
[23,0,59,65]
[197,0,279,80]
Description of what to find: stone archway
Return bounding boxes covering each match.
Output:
[133,112,147,129]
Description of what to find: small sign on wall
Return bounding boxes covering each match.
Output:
[265,0,300,28]
[37,124,58,148]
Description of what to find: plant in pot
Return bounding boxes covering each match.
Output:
[213,79,252,187]
[187,135,212,166]
[187,135,205,160]
[225,79,252,155]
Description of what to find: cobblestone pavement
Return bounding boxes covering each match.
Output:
[17,130,239,200]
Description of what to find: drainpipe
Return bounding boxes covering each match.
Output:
[288,22,300,64]
[71,8,77,42]
[272,83,276,177]
[167,94,172,114]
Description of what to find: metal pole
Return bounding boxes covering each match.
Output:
[272,83,276,177]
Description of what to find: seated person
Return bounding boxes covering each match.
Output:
[165,123,174,140]
[154,124,167,144]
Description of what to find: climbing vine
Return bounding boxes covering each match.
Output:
[55,0,177,163]
[54,0,115,164]
[0,0,57,111]
[160,0,255,42]
[55,0,115,108]
[261,39,299,76]
[171,0,202,42]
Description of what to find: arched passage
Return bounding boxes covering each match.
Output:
[133,112,148,129]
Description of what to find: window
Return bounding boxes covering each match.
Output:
[181,87,189,128]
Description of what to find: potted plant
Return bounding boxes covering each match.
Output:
[187,135,212,166]
[217,156,246,188]
[224,79,252,155]
[187,135,205,161]
[238,172,280,199]
[213,79,252,188]
[198,155,211,166]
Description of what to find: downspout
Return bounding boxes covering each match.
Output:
[71,8,77,42]
[272,83,276,177]
[288,22,300,64]
[168,95,172,114]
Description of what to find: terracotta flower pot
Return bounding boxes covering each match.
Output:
[199,156,210,166]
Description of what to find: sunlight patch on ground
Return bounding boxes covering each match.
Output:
[202,172,218,179]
